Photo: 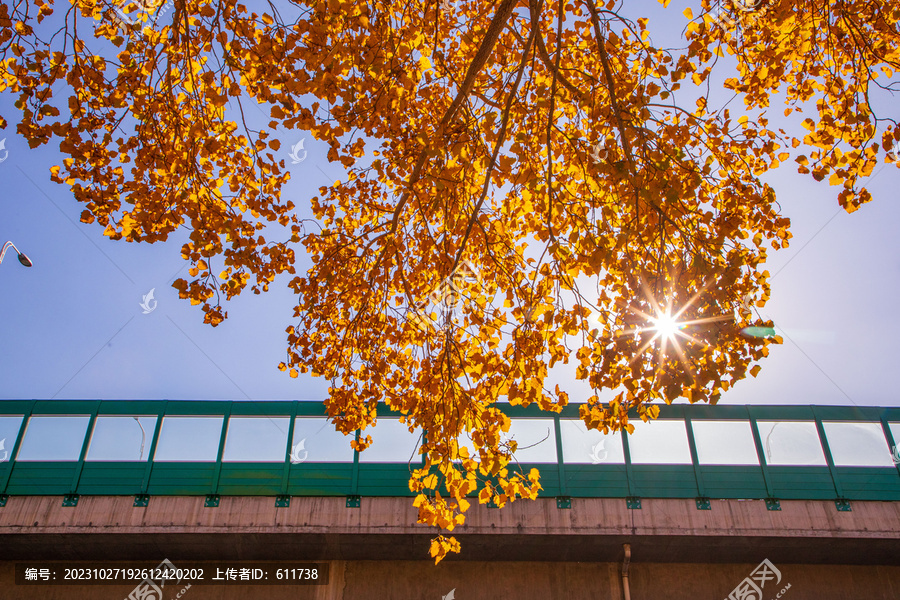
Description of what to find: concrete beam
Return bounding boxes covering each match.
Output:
[0,496,897,564]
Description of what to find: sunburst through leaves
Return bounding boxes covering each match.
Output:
[617,275,737,384]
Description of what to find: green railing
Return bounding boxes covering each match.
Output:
[0,400,897,509]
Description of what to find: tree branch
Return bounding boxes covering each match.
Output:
[389,0,521,236]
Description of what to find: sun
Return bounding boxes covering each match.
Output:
[650,311,682,340]
[614,276,736,382]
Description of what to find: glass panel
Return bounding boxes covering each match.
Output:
[502,419,558,463]
[891,423,900,465]
[692,420,760,465]
[822,421,894,467]
[0,416,24,463]
[16,416,90,461]
[222,417,290,462]
[560,418,625,464]
[627,420,693,464]
[454,420,560,464]
[358,418,421,463]
[86,416,158,461]
[153,416,223,462]
[454,431,477,462]
[291,417,356,463]
[756,421,827,466]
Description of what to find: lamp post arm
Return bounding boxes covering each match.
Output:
[0,241,14,264]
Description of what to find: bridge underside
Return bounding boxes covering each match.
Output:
[1,496,898,598]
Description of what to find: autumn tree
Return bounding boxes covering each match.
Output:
[2,0,898,561]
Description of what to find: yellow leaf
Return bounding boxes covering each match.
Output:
[683,7,693,18]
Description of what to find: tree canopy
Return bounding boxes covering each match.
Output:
[2,0,898,561]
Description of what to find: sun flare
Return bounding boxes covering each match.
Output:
[650,312,682,340]
[612,276,737,383]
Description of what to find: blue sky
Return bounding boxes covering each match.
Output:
[1,0,899,409]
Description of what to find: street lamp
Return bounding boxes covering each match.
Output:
[0,241,32,268]
[133,416,146,460]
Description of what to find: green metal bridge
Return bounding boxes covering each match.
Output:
[0,400,898,510]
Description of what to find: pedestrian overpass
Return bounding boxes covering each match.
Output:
[0,400,898,599]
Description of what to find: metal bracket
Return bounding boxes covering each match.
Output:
[556,496,571,509]
[835,498,852,512]
[62,494,79,507]
[346,495,361,508]
[695,497,711,510]
[765,498,781,511]
[204,494,220,508]
[275,495,291,508]
[133,494,150,507]
[626,496,642,509]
